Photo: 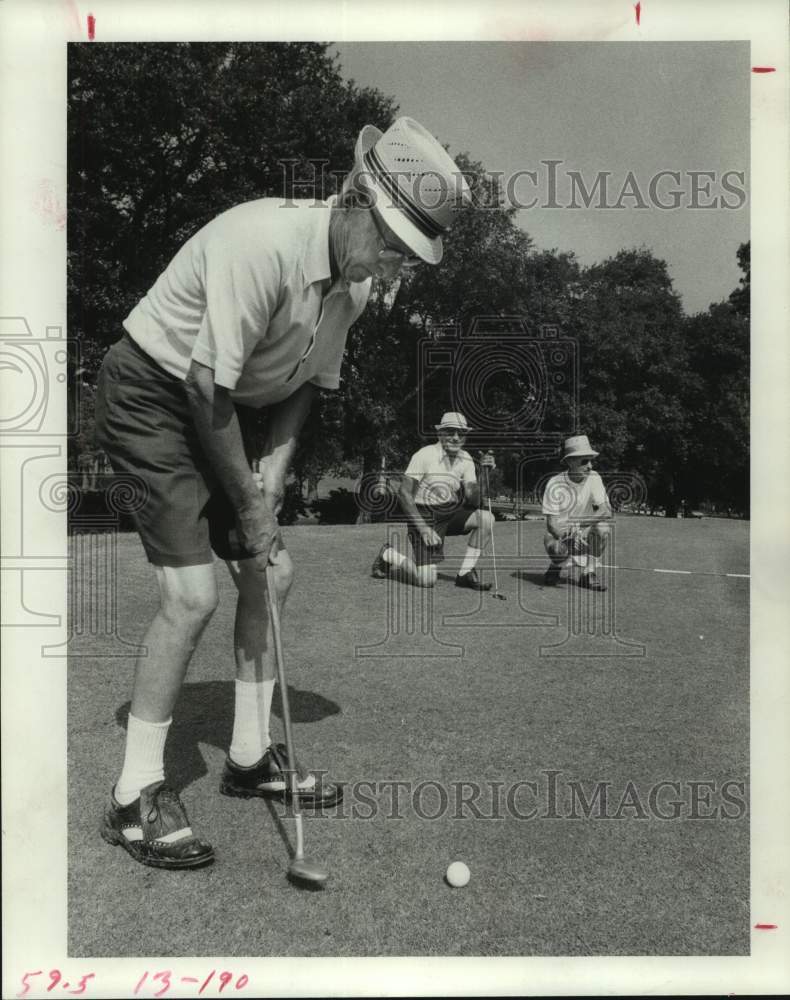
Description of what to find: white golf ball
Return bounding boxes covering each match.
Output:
[446,861,470,887]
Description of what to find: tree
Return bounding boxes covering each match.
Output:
[728,241,750,318]
[682,243,749,514]
[561,248,691,513]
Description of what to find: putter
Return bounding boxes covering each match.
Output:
[265,564,329,886]
[483,466,507,600]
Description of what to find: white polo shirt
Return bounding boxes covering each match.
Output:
[404,442,477,506]
[542,470,608,522]
[123,198,371,407]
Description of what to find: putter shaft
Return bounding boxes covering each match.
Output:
[265,564,328,884]
[484,466,501,594]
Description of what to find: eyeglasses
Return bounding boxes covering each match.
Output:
[370,209,422,269]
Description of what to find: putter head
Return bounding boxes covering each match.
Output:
[492,592,507,601]
[288,858,329,886]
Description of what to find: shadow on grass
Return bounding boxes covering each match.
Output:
[513,569,555,588]
[514,568,605,591]
[114,680,341,791]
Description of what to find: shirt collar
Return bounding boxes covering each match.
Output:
[302,195,341,289]
[436,441,465,464]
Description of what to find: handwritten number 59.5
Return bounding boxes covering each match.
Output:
[18,971,95,997]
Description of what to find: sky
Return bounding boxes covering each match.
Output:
[333,42,750,315]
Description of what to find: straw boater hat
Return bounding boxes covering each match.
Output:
[435,412,473,433]
[561,434,599,462]
[353,117,471,265]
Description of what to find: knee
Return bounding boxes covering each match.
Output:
[269,551,294,599]
[587,522,610,554]
[237,551,294,604]
[162,582,219,629]
[468,509,494,540]
[590,522,611,542]
[480,510,495,533]
[544,532,566,558]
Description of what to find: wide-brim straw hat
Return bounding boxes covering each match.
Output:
[354,117,471,265]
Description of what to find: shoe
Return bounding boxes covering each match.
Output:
[220,743,343,807]
[100,781,215,870]
[580,571,607,591]
[371,543,390,579]
[455,567,492,592]
[543,564,562,586]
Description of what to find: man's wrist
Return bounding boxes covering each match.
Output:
[237,490,270,520]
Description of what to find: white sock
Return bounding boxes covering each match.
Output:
[254,678,316,792]
[459,546,481,576]
[258,678,276,752]
[384,547,406,568]
[230,679,265,766]
[115,714,171,805]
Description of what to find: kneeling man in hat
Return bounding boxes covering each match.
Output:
[371,412,495,590]
[542,435,612,590]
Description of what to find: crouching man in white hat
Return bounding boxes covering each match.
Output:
[541,435,612,590]
[94,117,470,870]
[371,412,495,590]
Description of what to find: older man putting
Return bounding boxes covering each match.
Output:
[542,434,612,590]
[94,117,470,870]
[371,412,495,590]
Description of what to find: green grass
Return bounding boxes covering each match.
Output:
[68,516,749,957]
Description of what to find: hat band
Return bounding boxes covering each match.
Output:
[363,147,446,240]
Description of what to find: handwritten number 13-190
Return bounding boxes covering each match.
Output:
[134,970,250,996]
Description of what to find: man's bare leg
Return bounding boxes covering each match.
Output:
[457,508,494,578]
[226,551,292,765]
[129,562,219,722]
[583,523,611,589]
[221,550,333,799]
[378,531,437,587]
[114,562,219,804]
